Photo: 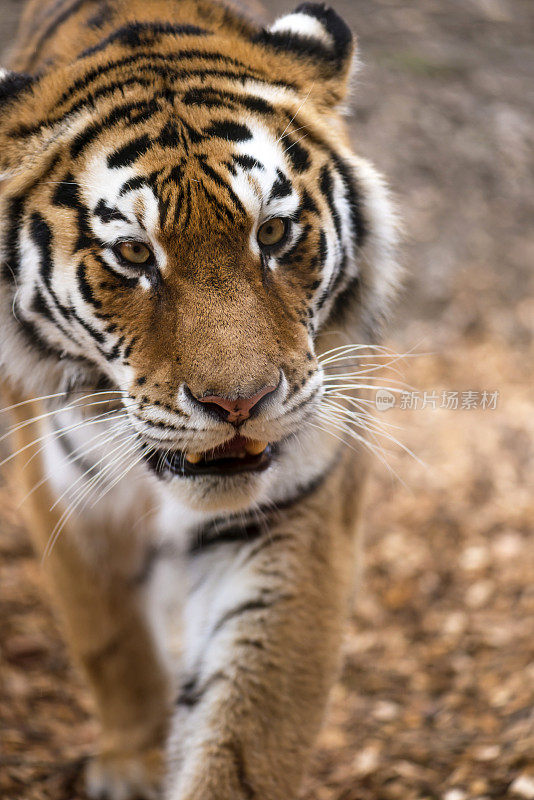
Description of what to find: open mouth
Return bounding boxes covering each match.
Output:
[143,436,273,478]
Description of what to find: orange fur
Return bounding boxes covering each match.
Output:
[0,1,399,797]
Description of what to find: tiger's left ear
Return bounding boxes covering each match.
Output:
[254,3,355,104]
[0,69,39,187]
[0,69,33,107]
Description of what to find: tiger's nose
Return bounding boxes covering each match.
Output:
[188,384,278,424]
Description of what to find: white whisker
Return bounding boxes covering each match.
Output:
[17,416,130,509]
[0,393,125,449]
[0,392,67,415]
[42,436,141,561]
[0,410,127,472]
[275,86,313,144]
[49,423,134,512]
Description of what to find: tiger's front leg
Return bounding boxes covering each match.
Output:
[167,466,360,800]
[6,396,173,800]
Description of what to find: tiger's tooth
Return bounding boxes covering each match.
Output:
[245,439,268,456]
[185,452,202,464]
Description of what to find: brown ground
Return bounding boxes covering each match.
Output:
[1,1,533,799]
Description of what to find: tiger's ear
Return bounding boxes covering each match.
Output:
[254,3,355,104]
[0,69,33,106]
[0,70,35,184]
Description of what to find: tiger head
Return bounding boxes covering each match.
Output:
[0,3,399,511]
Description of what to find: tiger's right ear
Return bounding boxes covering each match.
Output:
[0,69,33,106]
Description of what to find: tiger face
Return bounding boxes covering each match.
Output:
[0,3,398,510]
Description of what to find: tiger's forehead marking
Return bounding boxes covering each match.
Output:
[80,118,304,271]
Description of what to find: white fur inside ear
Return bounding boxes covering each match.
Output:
[270,13,335,49]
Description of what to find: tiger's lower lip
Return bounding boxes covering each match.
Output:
[143,444,274,478]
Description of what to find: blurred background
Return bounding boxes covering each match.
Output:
[1,1,533,798]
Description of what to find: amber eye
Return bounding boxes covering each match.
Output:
[116,241,153,265]
[257,217,288,249]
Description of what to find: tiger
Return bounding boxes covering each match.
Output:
[0,0,400,798]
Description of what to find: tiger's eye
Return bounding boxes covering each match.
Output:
[257,218,287,248]
[118,241,152,265]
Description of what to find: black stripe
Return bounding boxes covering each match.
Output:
[80,22,209,58]
[93,199,128,224]
[54,424,100,477]
[190,521,264,554]
[320,156,368,326]
[268,169,292,202]
[198,184,235,225]
[325,274,362,326]
[175,671,227,708]
[189,466,333,556]
[2,196,25,283]
[16,314,70,361]
[182,87,274,115]
[0,72,33,104]
[195,156,247,216]
[319,165,342,240]
[54,50,275,111]
[203,120,252,142]
[161,163,183,187]
[71,98,159,158]
[316,231,331,310]
[119,175,150,195]
[30,213,60,296]
[278,224,311,267]
[71,307,106,345]
[233,154,264,171]
[52,174,93,251]
[24,215,80,348]
[30,212,115,351]
[182,87,225,109]
[213,599,277,634]
[300,188,319,215]
[241,94,274,114]
[181,181,192,230]
[158,187,172,230]
[229,740,256,800]
[284,135,311,173]
[6,68,202,138]
[329,153,367,245]
[122,335,137,361]
[30,287,56,323]
[12,53,294,139]
[253,28,335,63]
[157,120,180,148]
[132,541,180,585]
[93,253,139,289]
[107,135,152,168]
[77,261,101,308]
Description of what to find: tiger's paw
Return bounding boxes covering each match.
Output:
[85,747,163,800]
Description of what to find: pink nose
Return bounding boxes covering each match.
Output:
[197,385,277,424]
